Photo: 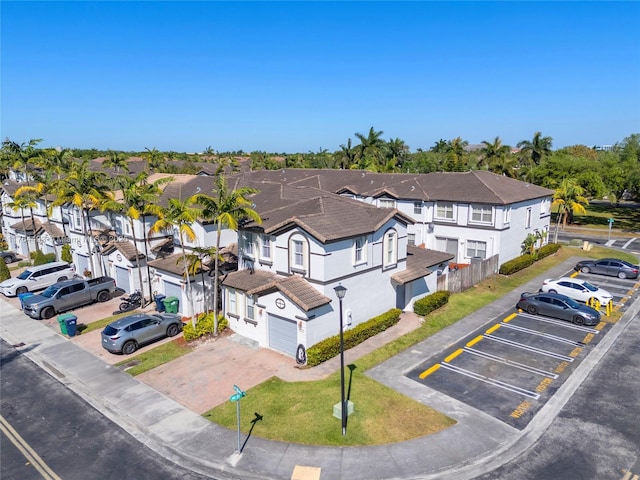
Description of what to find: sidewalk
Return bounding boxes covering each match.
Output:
[1,256,638,480]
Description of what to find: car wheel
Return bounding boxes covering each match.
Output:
[573,316,585,326]
[3,256,13,264]
[526,305,538,315]
[41,307,55,320]
[581,266,590,273]
[122,340,138,355]
[16,286,28,295]
[549,289,557,294]
[618,272,627,279]
[166,324,180,337]
[97,290,110,302]
[57,276,68,282]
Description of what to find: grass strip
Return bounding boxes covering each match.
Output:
[115,339,194,376]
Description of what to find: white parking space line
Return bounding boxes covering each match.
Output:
[515,312,601,334]
[622,238,637,249]
[440,362,540,399]
[484,334,576,362]
[463,347,559,379]
[500,322,587,346]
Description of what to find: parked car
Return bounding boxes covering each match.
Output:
[0,261,76,296]
[101,312,183,355]
[0,251,17,264]
[541,277,613,306]
[22,276,117,319]
[574,258,639,279]
[517,292,601,326]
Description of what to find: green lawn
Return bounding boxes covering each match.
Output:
[115,338,194,376]
[76,310,141,335]
[205,245,635,446]
[553,201,640,233]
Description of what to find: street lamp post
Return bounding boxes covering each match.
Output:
[333,284,347,436]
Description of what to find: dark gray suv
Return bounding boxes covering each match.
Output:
[101,313,183,354]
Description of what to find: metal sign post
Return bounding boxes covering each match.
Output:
[230,385,246,453]
[608,218,614,241]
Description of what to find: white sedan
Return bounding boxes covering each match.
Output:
[541,277,613,306]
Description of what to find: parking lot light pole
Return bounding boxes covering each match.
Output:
[334,284,347,436]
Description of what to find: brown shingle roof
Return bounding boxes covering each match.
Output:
[148,253,188,276]
[101,240,145,262]
[391,246,455,285]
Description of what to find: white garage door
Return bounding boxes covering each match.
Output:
[268,314,297,357]
[115,266,130,293]
[76,254,90,277]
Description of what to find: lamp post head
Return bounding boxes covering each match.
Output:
[334,284,347,300]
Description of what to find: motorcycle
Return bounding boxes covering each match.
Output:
[118,290,142,312]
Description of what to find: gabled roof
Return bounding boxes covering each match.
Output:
[222,270,331,312]
[148,253,187,276]
[101,240,145,262]
[391,246,455,285]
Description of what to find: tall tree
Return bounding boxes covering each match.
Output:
[51,159,111,277]
[104,151,129,174]
[144,147,166,172]
[552,178,589,243]
[479,137,511,167]
[149,194,203,325]
[517,131,553,165]
[2,138,43,183]
[102,172,172,305]
[337,138,357,170]
[195,176,261,335]
[354,127,385,170]
[7,195,36,258]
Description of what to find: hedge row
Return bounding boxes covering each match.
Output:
[306,308,402,367]
[413,290,451,316]
[31,251,56,266]
[183,312,229,341]
[499,243,563,275]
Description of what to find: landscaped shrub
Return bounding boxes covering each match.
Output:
[183,312,228,341]
[0,258,10,282]
[413,290,451,317]
[499,254,536,275]
[306,308,402,367]
[32,251,56,266]
[61,244,72,264]
[537,243,561,259]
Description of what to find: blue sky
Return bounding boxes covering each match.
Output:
[2,1,639,153]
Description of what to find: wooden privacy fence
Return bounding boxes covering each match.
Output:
[437,255,500,293]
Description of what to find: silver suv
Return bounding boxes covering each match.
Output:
[101,313,183,354]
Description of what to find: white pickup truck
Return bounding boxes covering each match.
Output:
[22,276,117,320]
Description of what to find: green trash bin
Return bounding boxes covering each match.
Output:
[163,296,179,314]
[57,314,74,335]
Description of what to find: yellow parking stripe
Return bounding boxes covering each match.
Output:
[486,323,502,334]
[503,313,517,323]
[570,271,579,278]
[418,364,440,379]
[466,335,484,347]
[444,348,463,363]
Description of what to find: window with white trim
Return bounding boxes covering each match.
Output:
[471,205,493,223]
[541,199,550,215]
[383,230,397,268]
[290,236,307,272]
[413,202,422,214]
[244,233,254,257]
[379,198,395,209]
[354,236,367,264]
[260,235,271,260]
[503,207,511,224]
[227,288,237,315]
[466,240,487,259]
[435,202,454,220]
[74,209,82,230]
[526,208,532,228]
[408,233,416,246]
[246,294,255,320]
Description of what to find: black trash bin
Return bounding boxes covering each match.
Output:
[154,294,166,312]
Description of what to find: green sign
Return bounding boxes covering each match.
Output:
[608,218,614,223]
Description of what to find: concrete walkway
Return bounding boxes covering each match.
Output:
[1,256,638,480]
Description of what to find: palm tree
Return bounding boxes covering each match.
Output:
[103,151,129,174]
[43,148,73,180]
[479,137,511,168]
[387,137,409,168]
[102,172,172,305]
[51,159,111,277]
[149,194,203,326]
[354,127,385,170]
[2,138,42,183]
[517,132,553,166]
[337,138,357,170]
[552,178,589,243]
[194,176,261,335]
[185,245,220,316]
[144,147,166,172]
[13,189,41,253]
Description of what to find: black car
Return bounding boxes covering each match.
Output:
[516,291,601,326]
[0,251,17,264]
[574,258,639,279]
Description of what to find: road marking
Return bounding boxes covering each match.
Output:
[485,334,576,361]
[621,469,639,480]
[444,349,463,363]
[486,323,501,334]
[503,313,517,323]
[418,363,440,379]
[622,238,637,249]
[500,322,587,346]
[0,415,62,480]
[466,335,484,347]
[516,312,601,334]
[439,363,540,399]
[464,347,559,378]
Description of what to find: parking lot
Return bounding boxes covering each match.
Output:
[407,270,640,430]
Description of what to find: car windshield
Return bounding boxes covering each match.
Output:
[564,297,581,308]
[581,281,598,292]
[40,286,58,298]
[17,270,32,280]
[620,260,636,268]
